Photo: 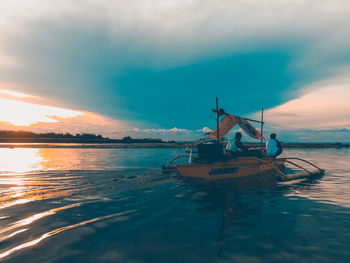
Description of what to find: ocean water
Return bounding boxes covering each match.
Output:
[0,147,349,262]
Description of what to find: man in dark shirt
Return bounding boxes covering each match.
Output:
[234,132,249,154]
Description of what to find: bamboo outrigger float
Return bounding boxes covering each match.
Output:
[163,98,325,181]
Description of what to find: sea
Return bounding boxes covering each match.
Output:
[0,147,349,262]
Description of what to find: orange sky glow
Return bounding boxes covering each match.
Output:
[262,84,350,130]
[0,88,126,136]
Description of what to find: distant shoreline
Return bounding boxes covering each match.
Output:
[1,130,348,149]
[0,142,349,149]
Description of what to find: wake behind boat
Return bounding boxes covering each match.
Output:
[163,98,324,181]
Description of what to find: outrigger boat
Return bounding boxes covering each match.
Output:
[163,98,325,181]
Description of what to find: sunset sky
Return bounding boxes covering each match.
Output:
[0,0,350,142]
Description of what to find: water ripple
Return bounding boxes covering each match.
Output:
[0,203,83,235]
[0,210,134,260]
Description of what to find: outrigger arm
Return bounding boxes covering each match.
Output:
[277,157,325,180]
[245,157,325,181]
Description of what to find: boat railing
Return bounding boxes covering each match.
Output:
[166,154,191,168]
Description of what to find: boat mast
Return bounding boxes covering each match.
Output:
[216,97,219,143]
[260,108,264,148]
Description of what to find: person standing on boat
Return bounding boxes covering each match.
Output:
[226,132,249,157]
[266,133,283,158]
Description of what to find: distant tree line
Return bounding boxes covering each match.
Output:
[120,136,163,143]
[0,130,168,143]
[0,130,104,139]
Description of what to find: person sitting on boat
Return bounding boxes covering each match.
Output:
[226,132,249,157]
[266,133,283,158]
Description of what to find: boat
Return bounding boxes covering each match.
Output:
[163,98,325,181]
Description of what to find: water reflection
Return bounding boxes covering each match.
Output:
[186,178,279,258]
[0,148,111,211]
[284,148,350,208]
[37,149,98,170]
[0,147,185,173]
[0,147,349,262]
[0,148,114,173]
[183,171,347,260]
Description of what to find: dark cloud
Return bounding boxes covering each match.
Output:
[0,16,312,129]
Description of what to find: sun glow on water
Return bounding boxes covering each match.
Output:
[0,148,43,172]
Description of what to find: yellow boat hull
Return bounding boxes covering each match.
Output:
[174,157,285,180]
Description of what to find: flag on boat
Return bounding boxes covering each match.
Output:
[209,114,264,140]
[209,114,238,140]
[236,116,264,140]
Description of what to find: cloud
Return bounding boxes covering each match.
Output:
[112,126,211,141]
[259,72,350,130]
[0,0,350,131]
[198,127,212,133]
